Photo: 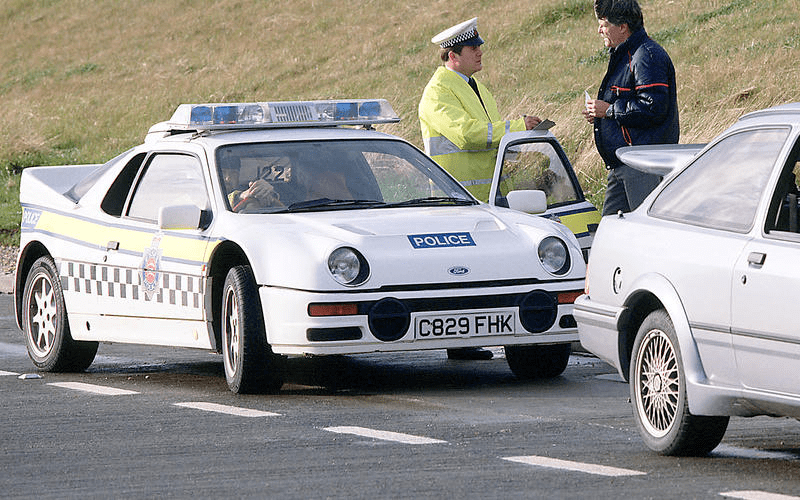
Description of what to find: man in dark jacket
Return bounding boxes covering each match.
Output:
[583,0,679,215]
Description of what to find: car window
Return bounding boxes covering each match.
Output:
[126,153,209,223]
[66,148,134,203]
[650,128,790,233]
[101,152,147,216]
[215,139,471,212]
[496,141,580,208]
[765,144,800,235]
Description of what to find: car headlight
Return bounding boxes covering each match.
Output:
[328,247,369,286]
[538,236,570,275]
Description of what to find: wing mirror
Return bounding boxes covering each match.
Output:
[159,204,203,230]
[506,190,547,215]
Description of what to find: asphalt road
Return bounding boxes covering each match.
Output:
[1,294,799,499]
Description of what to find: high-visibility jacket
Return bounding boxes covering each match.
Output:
[419,66,525,201]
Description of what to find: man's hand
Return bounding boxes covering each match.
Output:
[583,99,611,124]
[236,180,282,210]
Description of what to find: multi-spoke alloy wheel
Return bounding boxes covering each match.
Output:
[22,256,97,372]
[220,265,284,394]
[26,270,58,359]
[630,309,729,456]
[633,328,679,438]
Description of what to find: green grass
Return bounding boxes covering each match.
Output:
[0,0,798,246]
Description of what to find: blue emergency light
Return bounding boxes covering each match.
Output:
[167,99,399,131]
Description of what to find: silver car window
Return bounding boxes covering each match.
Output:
[650,127,790,233]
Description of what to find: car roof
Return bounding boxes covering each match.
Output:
[739,102,800,124]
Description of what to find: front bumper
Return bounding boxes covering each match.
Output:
[261,281,582,355]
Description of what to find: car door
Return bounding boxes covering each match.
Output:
[98,148,213,347]
[488,131,600,260]
[731,137,800,395]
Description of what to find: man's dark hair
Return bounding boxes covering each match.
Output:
[440,44,466,63]
[594,0,644,32]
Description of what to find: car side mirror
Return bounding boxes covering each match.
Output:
[159,204,202,230]
[506,190,547,215]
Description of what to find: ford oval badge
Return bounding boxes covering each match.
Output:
[448,266,470,276]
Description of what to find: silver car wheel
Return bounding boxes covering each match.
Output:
[633,327,680,438]
[222,284,240,380]
[26,272,58,359]
[22,256,97,372]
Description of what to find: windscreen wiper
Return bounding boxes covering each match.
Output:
[384,196,476,207]
[285,198,387,212]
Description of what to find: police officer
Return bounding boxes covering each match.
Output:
[419,17,541,360]
[419,17,542,203]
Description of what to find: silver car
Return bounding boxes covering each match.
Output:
[575,102,800,455]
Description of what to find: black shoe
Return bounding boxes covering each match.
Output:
[447,347,493,360]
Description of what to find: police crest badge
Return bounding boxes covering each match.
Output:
[141,235,163,300]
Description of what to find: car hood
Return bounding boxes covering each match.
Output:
[218,205,584,290]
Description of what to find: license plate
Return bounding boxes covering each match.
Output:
[414,310,516,339]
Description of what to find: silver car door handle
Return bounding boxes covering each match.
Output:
[747,252,766,266]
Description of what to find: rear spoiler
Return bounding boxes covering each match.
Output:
[616,144,706,176]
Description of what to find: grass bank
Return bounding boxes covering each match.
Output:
[0,0,798,246]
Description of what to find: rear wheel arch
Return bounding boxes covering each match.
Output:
[14,241,50,330]
[618,291,664,381]
[617,275,711,416]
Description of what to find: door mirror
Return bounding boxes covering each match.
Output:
[506,190,547,214]
[159,204,202,230]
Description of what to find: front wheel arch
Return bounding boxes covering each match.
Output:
[220,265,284,394]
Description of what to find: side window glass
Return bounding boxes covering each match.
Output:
[497,141,579,208]
[127,153,209,223]
[650,128,789,233]
[766,147,800,234]
[101,152,147,216]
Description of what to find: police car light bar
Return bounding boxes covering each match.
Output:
[167,99,400,131]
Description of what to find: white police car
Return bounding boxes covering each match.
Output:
[15,99,585,393]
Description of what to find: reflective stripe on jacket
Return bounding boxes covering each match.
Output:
[419,66,525,201]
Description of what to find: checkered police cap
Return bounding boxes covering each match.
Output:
[431,17,484,48]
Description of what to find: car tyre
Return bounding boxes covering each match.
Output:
[23,256,98,372]
[630,309,729,456]
[221,265,284,394]
[504,343,571,379]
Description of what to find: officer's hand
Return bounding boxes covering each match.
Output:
[524,115,542,130]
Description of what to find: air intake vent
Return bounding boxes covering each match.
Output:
[271,103,315,122]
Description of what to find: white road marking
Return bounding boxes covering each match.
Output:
[1,370,19,376]
[47,382,139,395]
[323,426,447,445]
[174,402,281,417]
[721,491,800,500]
[502,455,646,477]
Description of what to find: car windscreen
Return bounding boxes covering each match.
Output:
[215,139,475,213]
